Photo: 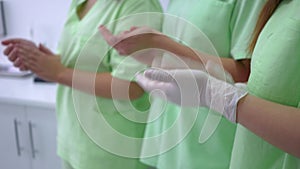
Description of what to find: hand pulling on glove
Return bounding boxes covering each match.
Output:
[136,68,247,123]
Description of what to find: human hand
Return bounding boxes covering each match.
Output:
[136,68,247,123]
[15,43,66,82]
[99,25,163,55]
[2,38,36,71]
[157,56,235,84]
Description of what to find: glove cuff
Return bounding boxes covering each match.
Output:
[209,78,248,123]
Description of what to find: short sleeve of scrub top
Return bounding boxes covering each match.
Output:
[230,0,267,60]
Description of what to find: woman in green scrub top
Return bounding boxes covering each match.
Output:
[2,0,162,169]
[230,0,300,168]
[99,0,265,168]
[121,0,300,168]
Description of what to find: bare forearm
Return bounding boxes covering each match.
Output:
[237,94,300,158]
[220,58,250,82]
[153,35,202,62]
[57,68,144,100]
[153,36,250,82]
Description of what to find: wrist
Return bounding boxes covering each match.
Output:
[56,67,73,85]
[236,93,249,123]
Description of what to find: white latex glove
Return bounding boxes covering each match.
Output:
[136,69,247,123]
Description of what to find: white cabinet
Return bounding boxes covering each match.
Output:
[26,107,61,169]
[0,103,61,169]
[0,103,31,169]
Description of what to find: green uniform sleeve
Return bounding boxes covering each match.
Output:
[230,0,266,60]
[109,0,163,81]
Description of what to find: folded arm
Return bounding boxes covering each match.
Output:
[2,38,144,100]
[100,26,250,82]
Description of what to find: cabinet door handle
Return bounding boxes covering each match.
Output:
[13,118,22,156]
[28,121,38,159]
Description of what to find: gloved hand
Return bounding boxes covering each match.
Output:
[136,68,247,123]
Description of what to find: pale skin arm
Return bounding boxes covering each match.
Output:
[57,69,144,100]
[151,35,251,82]
[100,26,250,82]
[2,39,144,100]
[237,94,300,158]
[136,68,300,158]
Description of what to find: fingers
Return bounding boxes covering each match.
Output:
[17,44,42,60]
[21,55,39,71]
[3,43,14,55]
[99,25,117,45]
[2,38,35,46]
[144,69,174,83]
[13,53,34,70]
[2,39,43,72]
[39,44,54,55]
[136,73,170,92]
[19,65,29,71]
[7,47,19,62]
[3,39,38,63]
[13,57,23,67]
[5,47,29,69]
[130,26,138,31]
[2,38,23,45]
[6,44,40,69]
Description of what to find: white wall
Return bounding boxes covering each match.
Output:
[0,0,71,63]
[3,0,71,47]
[0,0,169,63]
[159,0,169,11]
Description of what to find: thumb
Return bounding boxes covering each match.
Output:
[99,25,116,45]
[39,44,54,55]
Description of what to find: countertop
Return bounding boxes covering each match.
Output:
[0,75,57,109]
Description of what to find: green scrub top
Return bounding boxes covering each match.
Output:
[230,0,300,168]
[140,0,265,169]
[55,0,162,169]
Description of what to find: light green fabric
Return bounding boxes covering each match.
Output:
[56,0,162,169]
[230,0,300,168]
[62,160,75,169]
[163,0,265,59]
[140,0,265,169]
